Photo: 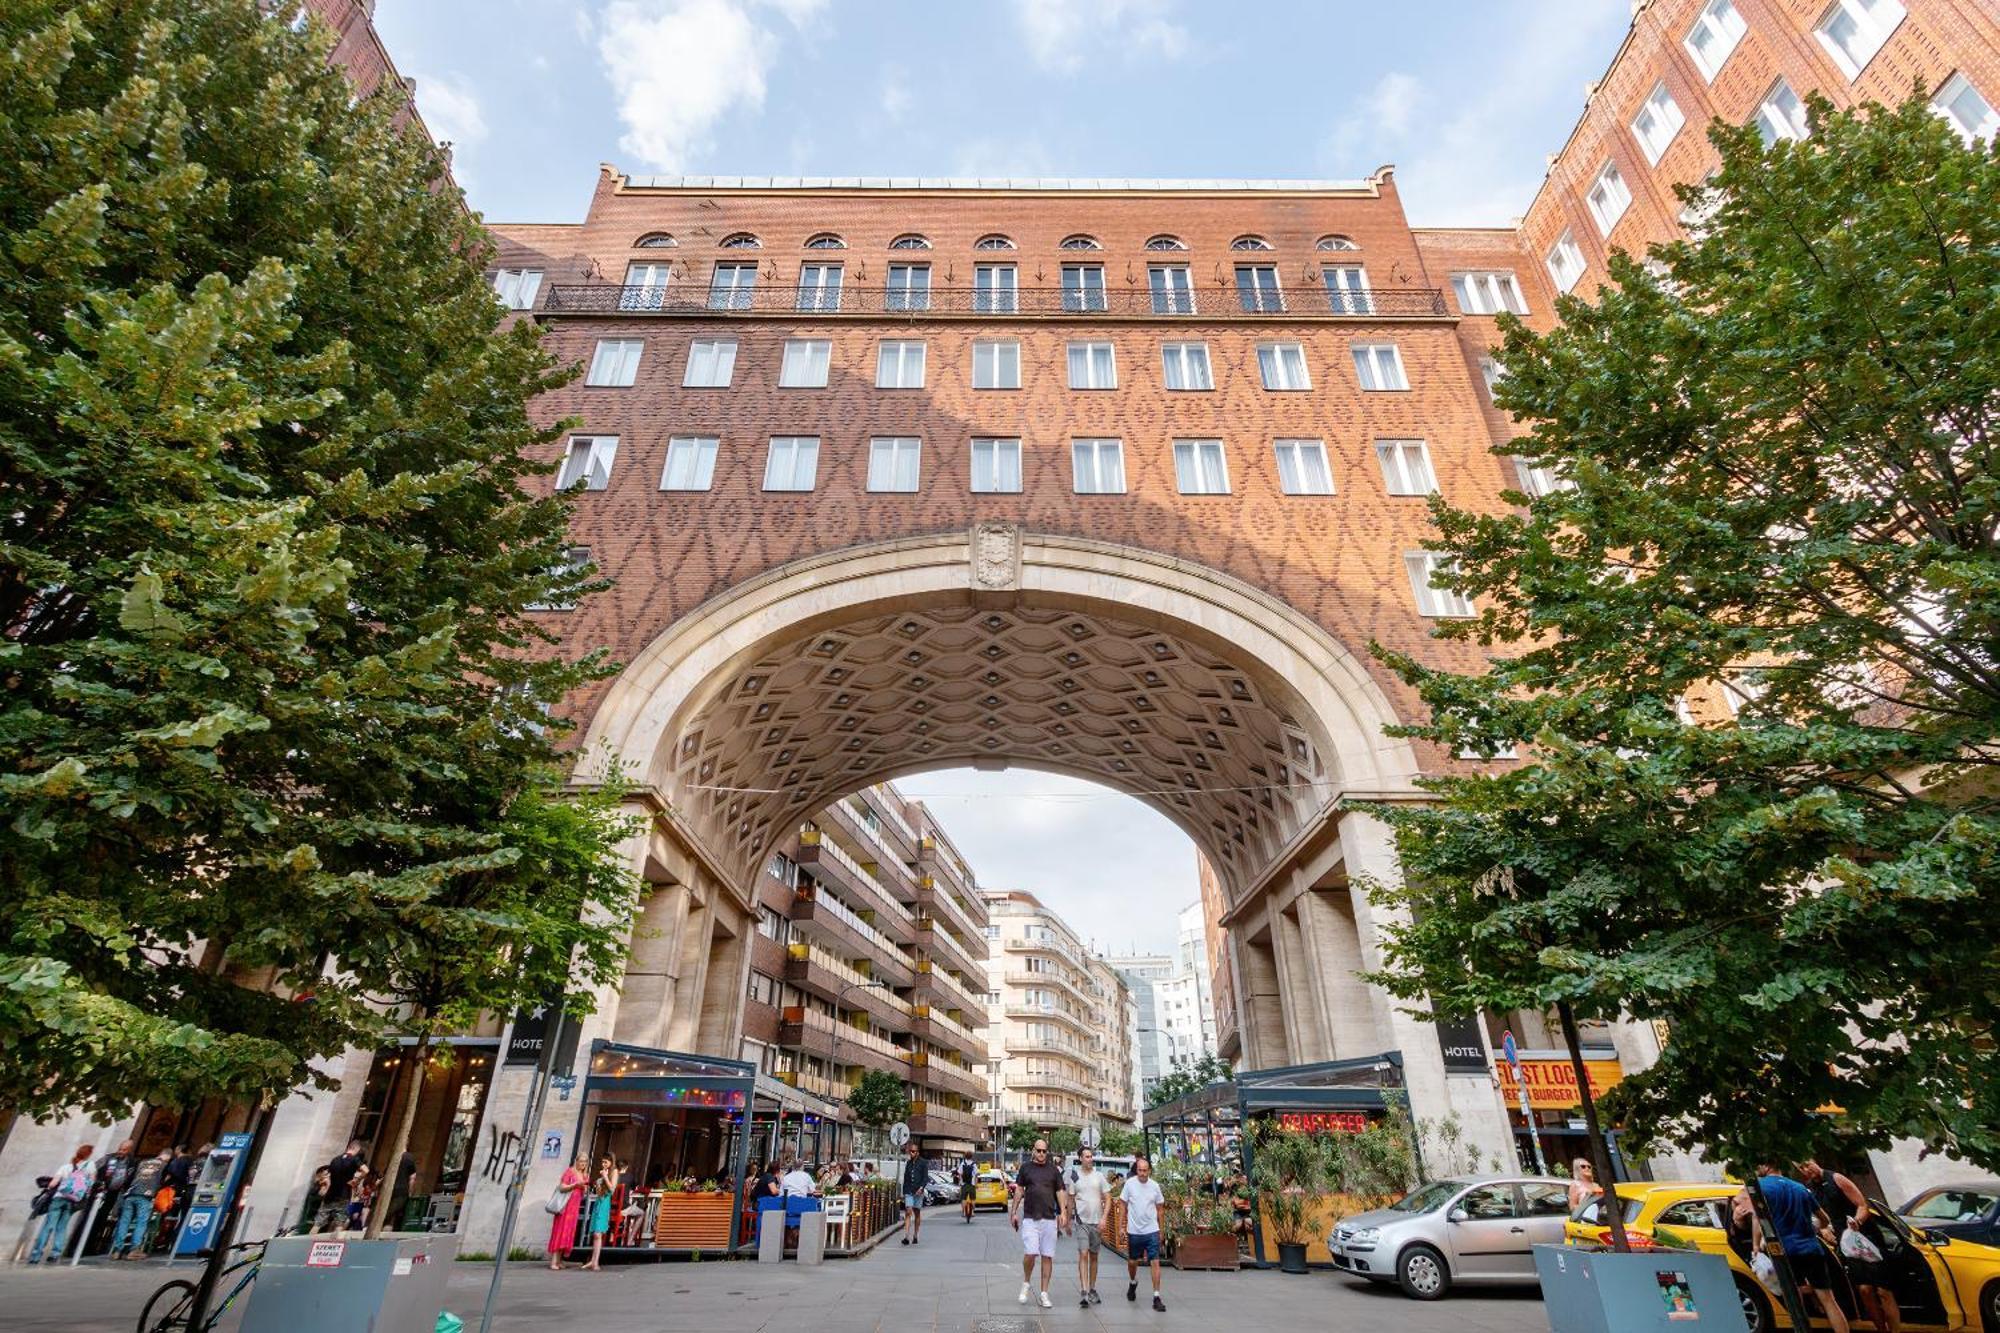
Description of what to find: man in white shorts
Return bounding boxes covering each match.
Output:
[1068,1147,1110,1307]
[1011,1139,1071,1309]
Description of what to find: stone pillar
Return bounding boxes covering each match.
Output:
[611,883,690,1049]
[1271,905,1322,1064]
[1297,888,1376,1062]
[1237,934,1287,1069]
[662,883,712,1053]
[696,911,750,1053]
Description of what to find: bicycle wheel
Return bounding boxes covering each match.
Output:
[136,1278,195,1333]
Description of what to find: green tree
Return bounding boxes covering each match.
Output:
[846,1070,909,1147]
[1145,1052,1232,1108]
[1046,1124,1081,1156]
[1006,1117,1042,1151]
[1361,93,2000,1172]
[0,0,627,1126]
[1097,1124,1147,1157]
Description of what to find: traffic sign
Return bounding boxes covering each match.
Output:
[1080,1123,1101,1150]
[888,1122,910,1147]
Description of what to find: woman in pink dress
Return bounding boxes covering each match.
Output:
[547,1155,588,1271]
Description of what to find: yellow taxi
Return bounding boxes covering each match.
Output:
[1565,1180,2000,1332]
[972,1169,1010,1210]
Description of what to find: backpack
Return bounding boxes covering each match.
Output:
[101,1154,134,1196]
[56,1166,92,1203]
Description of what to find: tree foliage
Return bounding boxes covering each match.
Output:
[845,1070,908,1130]
[1097,1124,1147,1157]
[0,0,628,1122]
[1361,93,2000,1172]
[1006,1117,1042,1151]
[1145,1052,1232,1108]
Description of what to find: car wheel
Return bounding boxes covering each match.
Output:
[1732,1275,1773,1333]
[1980,1278,2000,1333]
[1396,1243,1451,1301]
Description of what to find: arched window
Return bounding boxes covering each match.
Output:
[1316,234,1360,251]
[634,232,677,248]
[1144,235,1187,251]
[1230,235,1273,251]
[1059,234,1102,251]
[974,234,1017,250]
[718,232,762,249]
[803,233,846,249]
[888,234,932,250]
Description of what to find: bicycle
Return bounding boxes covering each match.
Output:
[136,1231,288,1333]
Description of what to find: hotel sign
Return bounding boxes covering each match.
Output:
[1494,1057,1624,1110]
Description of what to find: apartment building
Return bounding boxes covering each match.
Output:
[1107,903,1218,1105]
[981,891,1139,1135]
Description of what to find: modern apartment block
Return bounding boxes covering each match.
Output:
[1108,904,1217,1103]
[980,891,1139,1134]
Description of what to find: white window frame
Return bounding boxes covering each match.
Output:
[1234,264,1284,313]
[969,438,1023,494]
[1933,73,1999,143]
[660,436,718,491]
[876,339,926,389]
[1683,0,1747,82]
[556,435,618,491]
[1322,264,1372,314]
[974,263,1017,314]
[796,262,843,312]
[1161,342,1213,391]
[682,339,738,388]
[778,338,831,388]
[1631,81,1687,164]
[1256,342,1311,391]
[886,263,931,311]
[492,268,543,310]
[708,261,758,310]
[585,338,644,387]
[1171,440,1230,496]
[1067,341,1117,390]
[1061,264,1107,313]
[1071,438,1126,495]
[1479,357,1506,398]
[1148,264,1195,314]
[1814,0,1904,80]
[1586,161,1632,236]
[1274,439,1334,496]
[528,545,590,612]
[1376,439,1438,495]
[620,262,669,311]
[1351,343,1409,391]
[1450,272,1527,316]
[1755,79,1810,146]
[1406,551,1477,618]
[763,436,820,492]
[1546,231,1586,293]
[1515,456,1573,498]
[973,340,1021,390]
[867,437,922,493]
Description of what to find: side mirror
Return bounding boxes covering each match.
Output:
[1448,1207,1469,1224]
[1928,1231,1951,1247]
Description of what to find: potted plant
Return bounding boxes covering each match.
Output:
[1251,1126,1331,1274]
[653,1175,734,1249]
[1158,1160,1240,1271]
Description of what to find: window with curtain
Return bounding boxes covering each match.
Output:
[779,339,831,387]
[876,339,926,388]
[1161,342,1213,390]
[556,436,618,491]
[1274,439,1333,495]
[975,264,1017,313]
[708,261,758,310]
[1148,265,1194,314]
[1256,343,1310,391]
[1234,264,1284,312]
[1351,343,1408,391]
[660,437,718,491]
[1172,440,1229,495]
[763,436,820,491]
[886,263,931,311]
[973,340,1021,389]
[1071,439,1126,494]
[1067,342,1116,389]
[585,338,644,386]
[1061,264,1106,312]
[682,340,738,387]
[868,437,922,492]
[970,438,1022,493]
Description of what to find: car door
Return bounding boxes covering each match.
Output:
[1517,1182,1573,1251]
[1867,1208,1951,1329]
[1445,1183,1530,1281]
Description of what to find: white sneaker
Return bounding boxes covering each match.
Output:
[1018,1283,1030,1304]
[1038,1291,1053,1309]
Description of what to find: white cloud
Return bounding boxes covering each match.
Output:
[597,0,774,171]
[1321,70,1421,171]
[411,71,488,150]
[879,66,912,120]
[950,133,1058,179]
[1012,0,1190,74]
[763,0,827,27]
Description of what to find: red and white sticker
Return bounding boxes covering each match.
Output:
[305,1240,346,1268]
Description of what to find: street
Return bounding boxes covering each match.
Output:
[0,1212,1550,1332]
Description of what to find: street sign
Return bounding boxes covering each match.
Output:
[1080,1123,1101,1150]
[552,1072,577,1102]
[540,1130,565,1160]
[888,1122,910,1147]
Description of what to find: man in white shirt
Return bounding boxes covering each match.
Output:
[779,1161,818,1197]
[1068,1147,1111,1308]
[1120,1155,1168,1312]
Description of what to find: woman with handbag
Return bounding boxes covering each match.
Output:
[546,1154,588,1271]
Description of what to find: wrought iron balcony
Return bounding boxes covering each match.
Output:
[540,282,1448,320]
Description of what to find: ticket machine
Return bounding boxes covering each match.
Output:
[174,1131,255,1256]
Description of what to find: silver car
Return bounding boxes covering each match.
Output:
[1326,1173,1572,1300]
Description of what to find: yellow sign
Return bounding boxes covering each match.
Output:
[1495,1058,1624,1110]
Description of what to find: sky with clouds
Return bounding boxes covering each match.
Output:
[371,0,1632,953]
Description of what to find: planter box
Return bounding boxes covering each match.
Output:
[1535,1244,1747,1333]
[653,1192,734,1250]
[1172,1232,1241,1271]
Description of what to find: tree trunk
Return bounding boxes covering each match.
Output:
[365,1023,430,1239]
[1556,1000,1632,1253]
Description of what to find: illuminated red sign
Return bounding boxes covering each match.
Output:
[1275,1111,1371,1135]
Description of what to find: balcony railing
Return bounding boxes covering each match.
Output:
[795,886,897,955]
[542,282,1449,321]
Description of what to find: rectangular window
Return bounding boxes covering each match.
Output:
[1631,81,1686,164]
[796,263,843,311]
[779,338,831,388]
[1586,161,1632,235]
[1755,79,1809,146]
[492,268,543,310]
[970,438,1022,493]
[1515,455,1572,498]
[1071,438,1126,495]
[1066,341,1116,390]
[1161,342,1213,391]
[660,436,718,491]
[528,545,590,612]
[975,264,1017,313]
[708,262,758,310]
[1815,0,1904,79]
[1148,265,1194,314]
[1684,0,1747,81]
[1479,356,1506,397]
[1351,343,1408,391]
[1234,264,1283,313]
[868,437,922,492]
[886,263,930,311]
[1171,440,1229,495]
[762,436,820,492]
[1256,342,1311,391]
[1406,551,1477,618]
[876,339,926,389]
[1546,231,1586,292]
[1376,439,1438,495]
[556,435,618,491]
[621,262,670,311]
[683,339,737,387]
[1934,73,1999,143]
[1274,439,1334,496]
[1061,264,1106,312]
[973,340,1021,390]
[1323,265,1372,314]
[585,338,644,386]
[1450,272,1527,316]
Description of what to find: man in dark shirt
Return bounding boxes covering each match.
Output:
[1756,1164,1851,1333]
[899,1144,931,1246]
[313,1139,367,1234]
[1011,1139,1071,1310]
[959,1157,978,1223]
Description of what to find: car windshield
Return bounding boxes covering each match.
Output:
[1391,1181,1467,1214]
[1906,1188,1997,1222]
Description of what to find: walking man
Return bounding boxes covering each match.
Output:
[1011,1138,1070,1309]
[898,1141,931,1246]
[1122,1154,1168,1312]
[1070,1147,1110,1307]
[960,1157,977,1223]
[1756,1163,1851,1333]
[312,1139,367,1235]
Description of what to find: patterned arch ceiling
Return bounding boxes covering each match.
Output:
[667,603,1328,897]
